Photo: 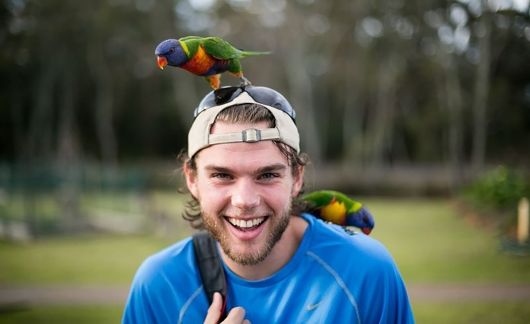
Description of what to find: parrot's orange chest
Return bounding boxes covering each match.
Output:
[180,45,215,75]
[320,200,347,225]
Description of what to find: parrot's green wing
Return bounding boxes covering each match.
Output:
[307,190,363,213]
[328,190,363,213]
[177,36,204,58]
[179,36,203,42]
[202,37,242,60]
[302,191,335,208]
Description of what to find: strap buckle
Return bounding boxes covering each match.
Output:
[242,128,261,143]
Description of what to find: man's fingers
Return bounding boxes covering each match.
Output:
[204,292,223,324]
[204,294,250,324]
[224,307,246,323]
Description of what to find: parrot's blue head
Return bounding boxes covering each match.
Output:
[346,208,375,235]
[155,39,188,69]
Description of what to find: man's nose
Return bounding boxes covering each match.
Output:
[231,179,260,210]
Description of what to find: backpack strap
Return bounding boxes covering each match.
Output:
[192,232,227,319]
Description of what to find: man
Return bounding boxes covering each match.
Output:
[123,86,414,323]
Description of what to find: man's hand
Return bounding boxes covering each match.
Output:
[204,292,250,324]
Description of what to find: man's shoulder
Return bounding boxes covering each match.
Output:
[131,236,197,288]
[124,236,208,323]
[306,214,396,271]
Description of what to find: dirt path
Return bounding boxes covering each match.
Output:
[1,284,530,306]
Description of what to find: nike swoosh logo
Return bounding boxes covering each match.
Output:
[306,302,321,311]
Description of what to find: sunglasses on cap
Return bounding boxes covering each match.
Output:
[193,86,297,121]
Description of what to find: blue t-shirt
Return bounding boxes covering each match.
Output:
[123,213,414,323]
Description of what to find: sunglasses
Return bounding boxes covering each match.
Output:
[193,86,296,121]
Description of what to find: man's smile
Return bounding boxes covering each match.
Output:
[223,215,270,241]
[225,216,267,229]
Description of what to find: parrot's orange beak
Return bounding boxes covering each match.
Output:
[157,56,168,70]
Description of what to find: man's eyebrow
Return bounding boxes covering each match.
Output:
[255,164,287,174]
[204,165,233,173]
[203,164,287,174]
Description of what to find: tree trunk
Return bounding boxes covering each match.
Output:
[471,13,491,172]
[445,57,464,191]
[56,59,83,232]
[24,59,57,235]
[368,58,398,167]
[27,62,56,160]
[90,49,118,167]
[283,36,322,163]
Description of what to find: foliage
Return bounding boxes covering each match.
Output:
[463,166,530,211]
[0,0,529,172]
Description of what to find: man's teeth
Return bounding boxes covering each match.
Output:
[227,217,265,228]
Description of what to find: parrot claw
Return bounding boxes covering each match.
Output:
[239,76,252,88]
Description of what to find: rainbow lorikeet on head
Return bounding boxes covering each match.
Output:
[302,190,375,235]
[155,36,270,89]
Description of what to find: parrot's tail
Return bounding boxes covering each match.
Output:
[240,50,271,57]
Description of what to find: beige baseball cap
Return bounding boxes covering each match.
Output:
[188,86,300,158]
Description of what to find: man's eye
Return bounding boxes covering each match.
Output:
[259,173,279,180]
[211,173,231,179]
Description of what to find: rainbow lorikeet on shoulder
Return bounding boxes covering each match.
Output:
[155,36,270,89]
[302,190,375,235]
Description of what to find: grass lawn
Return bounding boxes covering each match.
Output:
[2,197,529,285]
[0,190,189,285]
[368,198,530,284]
[1,196,530,323]
[413,301,530,324]
[2,303,529,324]
[0,305,122,324]
[0,234,183,285]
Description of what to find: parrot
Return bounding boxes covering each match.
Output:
[154,36,270,89]
[302,190,375,235]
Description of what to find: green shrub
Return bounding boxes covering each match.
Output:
[461,166,530,230]
[464,166,529,210]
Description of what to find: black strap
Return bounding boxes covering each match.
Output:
[192,232,227,318]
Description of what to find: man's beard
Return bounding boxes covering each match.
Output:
[202,204,292,266]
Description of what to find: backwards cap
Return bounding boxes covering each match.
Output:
[188,86,300,158]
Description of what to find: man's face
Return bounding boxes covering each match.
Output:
[184,121,304,265]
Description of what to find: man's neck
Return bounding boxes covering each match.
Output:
[220,216,308,280]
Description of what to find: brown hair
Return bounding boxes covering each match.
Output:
[179,103,309,229]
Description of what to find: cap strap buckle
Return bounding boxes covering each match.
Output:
[208,128,281,146]
[242,128,261,143]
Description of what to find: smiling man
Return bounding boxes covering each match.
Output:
[123,86,414,324]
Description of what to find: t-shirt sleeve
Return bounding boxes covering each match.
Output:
[374,264,414,323]
[358,246,415,324]
[122,264,159,324]
[121,242,207,324]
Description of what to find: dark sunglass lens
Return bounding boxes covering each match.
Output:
[214,87,241,105]
[247,87,296,120]
[194,86,296,121]
[194,87,240,117]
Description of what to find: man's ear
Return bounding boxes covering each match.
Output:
[183,160,199,199]
[291,165,305,197]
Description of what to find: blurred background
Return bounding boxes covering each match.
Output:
[1,0,529,323]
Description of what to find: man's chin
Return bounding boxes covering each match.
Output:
[223,244,271,266]
[203,209,291,266]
